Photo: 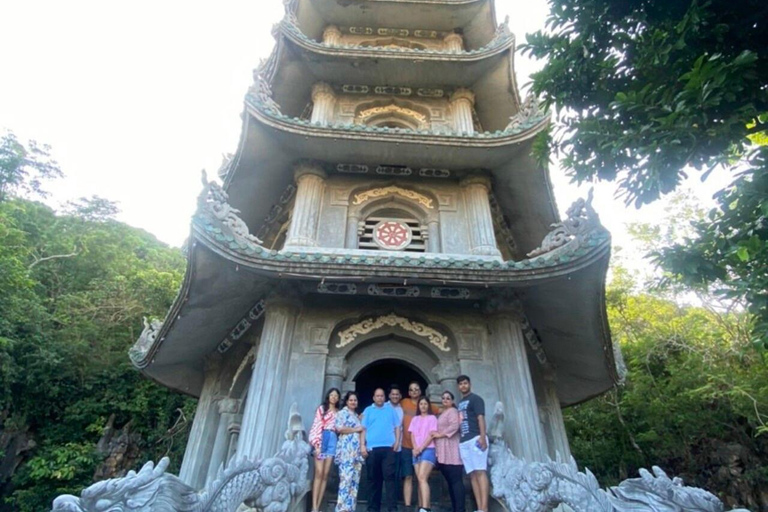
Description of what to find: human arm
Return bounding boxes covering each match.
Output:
[432,409,459,439]
[308,406,324,449]
[360,428,368,458]
[478,414,487,451]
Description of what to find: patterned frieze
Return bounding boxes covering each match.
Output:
[353,185,434,209]
[339,85,446,98]
[317,282,358,295]
[216,300,266,355]
[431,287,471,300]
[334,163,450,179]
[375,165,412,177]
[337,313,450,352]
[343,27,445,39]
[367,284,420,298]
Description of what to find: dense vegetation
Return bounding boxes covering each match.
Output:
[523,0,768,346]
[0,133,194,510]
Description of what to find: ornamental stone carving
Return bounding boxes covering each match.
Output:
[488,403,746,512]
[129,317,162,362]
[506,92,546,132]
[197,171,263,245]
[356,104,428,129]
[528,189,603,258]
[353,186,434,209]
[51,406,311,512]
[337,314,450,352]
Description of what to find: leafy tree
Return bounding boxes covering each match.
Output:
[522,0,768,345]
[0,132,63,203]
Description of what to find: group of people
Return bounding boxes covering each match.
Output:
[308,375,489,512]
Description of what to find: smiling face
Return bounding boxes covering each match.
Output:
[408,382,421,402]
[329,390,340,406]
[373,388,386,406]
[346,393,358,412]
[389,388,402,405]
[441,393,454,408]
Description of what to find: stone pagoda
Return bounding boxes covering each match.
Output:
[130,0,618,504]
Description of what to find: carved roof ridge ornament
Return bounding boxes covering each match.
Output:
[129,317,163,363]
[197,170,264,245]
[337,313,450,351]
[249,72,281,115]
[353,185,434,209]
[506,92,547,132]
[527,189,602,258]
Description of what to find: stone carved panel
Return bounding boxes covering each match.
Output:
[456,328,484,360]
[436,193,457,212]
[337,314,450,352]
[353,186,434,209]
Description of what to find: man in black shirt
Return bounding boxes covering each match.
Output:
[457,375,488,512]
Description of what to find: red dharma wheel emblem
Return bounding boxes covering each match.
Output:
[373,220,412,250]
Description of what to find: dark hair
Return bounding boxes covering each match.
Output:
[441,390,456,408]
[322,388,341,413]
[388,384,401,394]
[417,396,433,415]
[408,380,422,391]
[456,374,471,384]
[342,391,359,409]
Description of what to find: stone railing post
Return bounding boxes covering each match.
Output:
[205,398,242,484]
[461,175,500,256]
[449,88,476,134]
[443,32,464,53]
[236,291,301,459]
[322,25,342,46]
[285,162,326,248]
[311,82,337,126]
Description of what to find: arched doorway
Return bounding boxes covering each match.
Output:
[354,358,428,410]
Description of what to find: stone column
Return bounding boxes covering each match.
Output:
[345,215,360,249]
[323,25,342,46]
[179,358,221,488]
[443,33,464,53]
[433,361,460,397]
[205,398,241,484]
[325,356,348,392]
[236,292,301,459]
[541,369,572,461]
[311,82,337,126]
[461,175,500,256]
[490,312,548,461]
[285,163,326,248]
[449,88,476,134]
[427,220,441,253]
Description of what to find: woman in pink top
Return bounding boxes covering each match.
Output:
[431,391,465,512]
[408,396,438,512]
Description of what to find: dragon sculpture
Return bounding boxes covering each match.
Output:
[51,404,310,512]
[488,402,750,512]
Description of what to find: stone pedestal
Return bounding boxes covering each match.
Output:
[236,293,301,459]
[443,33,464,53]
[323,25,342,46]
[449,88,476,134]
[461,176,501,256]
[490,313,548,462]
[285,163,326,248]
[311,82,337,126]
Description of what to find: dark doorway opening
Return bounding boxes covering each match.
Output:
[354,359,427,411]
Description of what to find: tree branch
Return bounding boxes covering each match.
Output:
[28,247,79,269]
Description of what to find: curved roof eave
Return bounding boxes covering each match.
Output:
[131,207,614,402]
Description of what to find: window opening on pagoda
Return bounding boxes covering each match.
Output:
[358,208,426,252]
[356,102,430,131]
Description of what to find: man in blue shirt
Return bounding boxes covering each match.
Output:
[362,387,400,512]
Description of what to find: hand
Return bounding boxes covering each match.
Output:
[356,426,364,433]
[413,448,421,457]
[478,436,488,451]
[393,441,400,450]
[361,447,368,458]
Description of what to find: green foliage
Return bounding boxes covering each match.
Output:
[566,266,768,507]
[0,132,63,203]
[522,0,768,344]
[0,197,193,511]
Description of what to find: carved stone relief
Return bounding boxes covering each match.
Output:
[337,313,450,352]
[353,186,434,209]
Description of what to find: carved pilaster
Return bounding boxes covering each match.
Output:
[311,82,337,126]
[205,398,242,484]
[325,356,348,392]
[285,162,326,248]
[461,175,501,256]
[489,313,547,461]
[323,25,342,46]
[449,88,476,134]
[443,32,464,53]
[541,369,571,461]
[236,291,301,459]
